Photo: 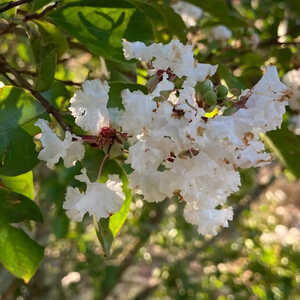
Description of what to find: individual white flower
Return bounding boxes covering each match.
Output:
[64,169,124,221]
[171,1,203,27]
[0,81,4,88]
[211,25,232,41]
[184,205,233,235]
[282,69,300,111]
[35,119,85,169]
[69,79,110,135]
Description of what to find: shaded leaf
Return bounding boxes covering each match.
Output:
[33,20,68,57]
[31,36,57,91]
[0,86,44,176]
[0,188,43,223]
[263,126,300,178]
[94,217,113,256]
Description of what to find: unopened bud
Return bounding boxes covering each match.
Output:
[203,90,217,106]
[195,79,213,95]
[216,85,228,98]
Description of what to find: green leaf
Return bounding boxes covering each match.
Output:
[33,20,68,57]
[124,9,153,44]
[263,126,300,178]
[31,35,57,91]
[0,171,34,199]
[50,1,136,62]
[94,217,113,257]
[0,221,44,282]
[0,86,44,176]
[0,188,43,223]
[108,81,147,109]
[152,4,187,43]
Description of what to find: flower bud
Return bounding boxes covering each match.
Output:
[216,85,228,98]
[195,79,213,95]
[203,90,217,106]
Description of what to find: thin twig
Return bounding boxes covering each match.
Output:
[16,69,82,86]
[23,1,58,22]
[0,0,32,14]
[0,55,70,131]
[0,1,58,35]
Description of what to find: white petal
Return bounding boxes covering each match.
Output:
[69,79,110,135]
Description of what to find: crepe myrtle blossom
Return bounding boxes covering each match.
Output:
[35,119,85,169]
[63,169,124,221]
[36,38,289,236]
[121,39,289,235]
[283,69,300,112]
[171,1,203,27]
[211,25,232,41]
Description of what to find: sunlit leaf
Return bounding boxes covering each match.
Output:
[0,221,44,282]
[0,171,34,199]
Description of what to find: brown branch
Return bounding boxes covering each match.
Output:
[0,0,32,14]
[0,55,70,131]
[23,1,58,22]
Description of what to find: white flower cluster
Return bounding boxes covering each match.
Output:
[35,39,289,235]
[121,39,288,235]
[283,69,300,112]
[171,1,203,27]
